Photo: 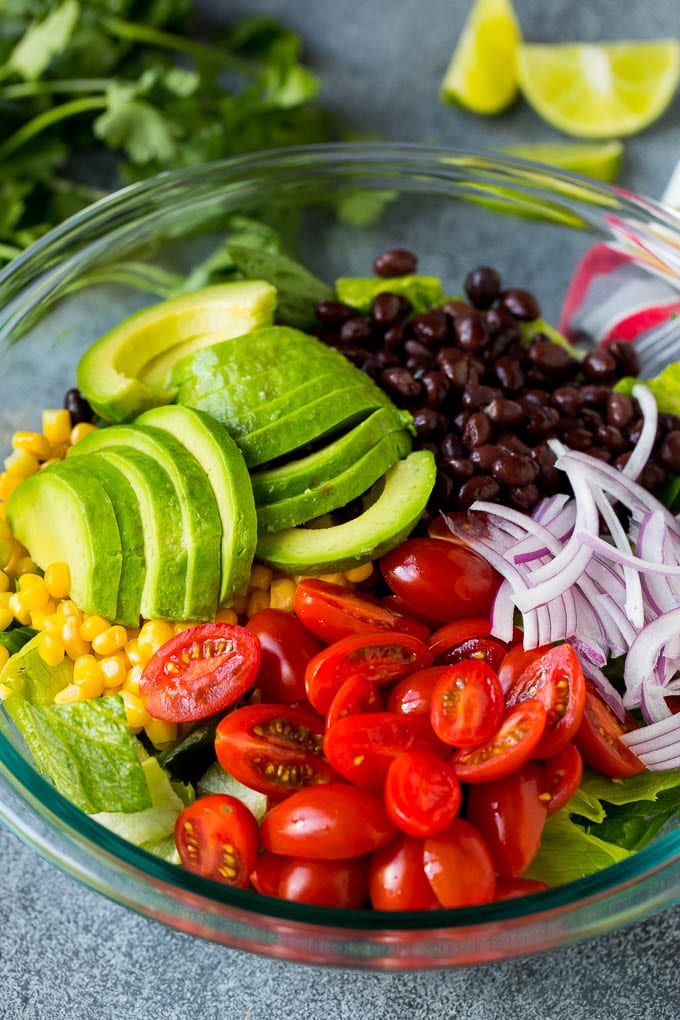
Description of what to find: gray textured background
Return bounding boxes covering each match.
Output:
[2,1,680,1017]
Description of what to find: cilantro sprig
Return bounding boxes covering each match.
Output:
[0,0,338,265]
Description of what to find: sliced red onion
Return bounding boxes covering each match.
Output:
[592,488,644,629]
[624,607,680,719]
[578,531,680,578]
[577,657,626,720]
[622,384,658,482]
[490,578,517,645]
[636,510,680,615]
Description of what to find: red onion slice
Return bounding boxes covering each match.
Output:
[622,384,658,482]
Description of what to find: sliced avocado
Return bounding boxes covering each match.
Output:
[6,467,122,620]
[69,424,221,620]
[135,405,257,607]
[251,407,412,505]
[257,427,413,532]
[78,447,187,621]
[255,450,436,573]
[335,276,445,314]
[53,455,145,627]
[76,281,276,423]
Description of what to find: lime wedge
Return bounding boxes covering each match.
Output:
[518,41,680,138]
[500,140,624,182]
[441,0,521,115]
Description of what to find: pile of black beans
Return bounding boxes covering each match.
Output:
[314,249,680,526]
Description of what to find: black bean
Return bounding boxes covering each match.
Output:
[470,444,502,472]
[340,315,376,346]
[315,299,357,325]
[457,475,501,508]
[443,299,474,321]
[485,306,521,343]
[487,398,524,426]
[373,248,418,277]
[64,388,92,425]
[440,355,480,390]
[528,338,577,376]
[605,392,634,428]
[380,367,422,398]
[582,349,617,383]
[498,288,541,321]
[532,444,561,490]
[454,312,489,353]
[552,386,584,415]
[640,462,668,490]
[412,407,446,437]
[421,370,450,409]
[463,411,493,449]
[493,356,525,392]
[443,456,474,480]
[580,383,611,407]
[412,309,450,346]
[497,432,532,457]
[383,319,410,353]
[659,431,680,472]
[608,341,640,377]
[462,384,501,410]
[491,452,539,486]
[433,471,455,504]
[596,424,626,451]
[586,447,612,463]
[508,484,541,511]
[562,427,594,450]
[523,404,559,437]
[371,292,412,325]
[464,266,501,309]
[521,389,551,407]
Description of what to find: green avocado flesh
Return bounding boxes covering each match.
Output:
[257,427,413,532]
[256,450,437,573]
[69,425,221,620]
[7,467,122,620]
[135,405,257,607]
[76,280,276,423]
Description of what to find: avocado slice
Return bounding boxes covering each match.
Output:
[77,447,188,621]
[257,427,413,532]
[251,408,413,505]
[136,405,257,607]
[53,455,145,627]
[76,281,276,423]
[6,467,122,620]
[69,424,221,620]
[255,450,436,573]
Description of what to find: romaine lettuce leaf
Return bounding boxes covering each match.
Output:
[91,755,193,846]
[0,633,71,704]
[197,760,267,822]
[524,806,632,886]
[615,359,680,415]
[0,625,37,656]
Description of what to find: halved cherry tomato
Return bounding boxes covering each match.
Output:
[429,618,516,672]
[429,618,493,657]
[174,794,259,886]
[278,856,369,908]
[451,700,547,783]
[494,876,549,900]
[506,643,586,758]
[215,703,337,798]
[250,851,286,897]
[325,675,383,731]
[384,750,462,837]
[246,609,322,702]
[430,660,504,747]
[323,711,447,790]
[497,643,550,696]
[542,744,583,816]
[304,631,432,715]
[423,818,497,907]
[387,666,447,717]
[379,538,500,624]
[574,684,644,778]
[294,579,430,645]
[140,623,261,723]
[368,833,440,911]
[465,762,549,878]
[261,783,395,859]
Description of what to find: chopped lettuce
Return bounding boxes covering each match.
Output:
[615,358,680,415]
[0,626,37,656]
[91,754,193,848]
[197,760,268,822]
[0,633,72,704]
[227,244,334,328]
[335,275,445,314]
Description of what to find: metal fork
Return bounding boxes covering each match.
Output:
[633,314,680,377]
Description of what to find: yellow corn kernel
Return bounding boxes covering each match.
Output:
[137,619,175,658]
[246,588,269,619]
[60,618,89,660]
[0,519,11,542]
[42,409,72,446]
[37,631,66,667]
[231,592,248,616]
[268,577,297,613]
[75,671,105,700]
[29,601,57,630]
[0,540,14,571]
[17,573,50,610]
[14,556,38,578]
[0,472,22,504]
[44,562,71,600]
[215,607,239,624]
[0,646,9,671]
[73,654,103,683]
[12,431,52,461]
[121,690,151,730]
[54,683,80,705]
[42,612,63,634]
[8,593,32,626]
[343,562,374,584]
[0,571,9,594]
[0,608,13,631]
[4,449,39,477]
[317,571,347,586]
[0,593,11,611]
[144,716,177,748]
[248,563,274,591]
[173,620,200,636]
[124,638,148,668]
[99,654,128,688]
[123,664,143,696]
[70,422,98,445]
[91,623,127,656]
[47,443,69,462]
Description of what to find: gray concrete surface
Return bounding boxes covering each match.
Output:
[2,1,680,1017]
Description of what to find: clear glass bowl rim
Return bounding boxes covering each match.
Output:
[0,140,679,937]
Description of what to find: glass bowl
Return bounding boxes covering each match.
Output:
[1,143,679,970]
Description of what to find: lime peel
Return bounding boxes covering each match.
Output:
[441,0,521,115]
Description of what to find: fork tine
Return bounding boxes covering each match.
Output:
[634,316,680,375]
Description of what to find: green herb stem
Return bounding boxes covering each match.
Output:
[0,95,107,160]
[101,17,257,78]
[0,79,114,101]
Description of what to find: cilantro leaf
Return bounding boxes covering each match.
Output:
[2,0,80,81]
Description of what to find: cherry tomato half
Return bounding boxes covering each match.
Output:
[380,538,500,624]
[174,794,259,886]
[496,642,550,696]
[261,783,395,859]
[294,579,430,645]
[325,675,383,731]
[466,762,549,878]
[574,684,644,778]
[369,833,440,911]
[506,643,586,759]
[387,666,447,717]
[215,703,337,798]
[278,856,369,909]
[304,631,432,715]
[250,851,286,897]
[423,818,496,908]
[324,711,446,790]
[430,659,504,747]
[246,609,322,702]
[140,623,261,723]
[429,618,516,672]
[451,700,547,783]
[542,744,583,816]
[384,750,462,837]
[494,876,549,901]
